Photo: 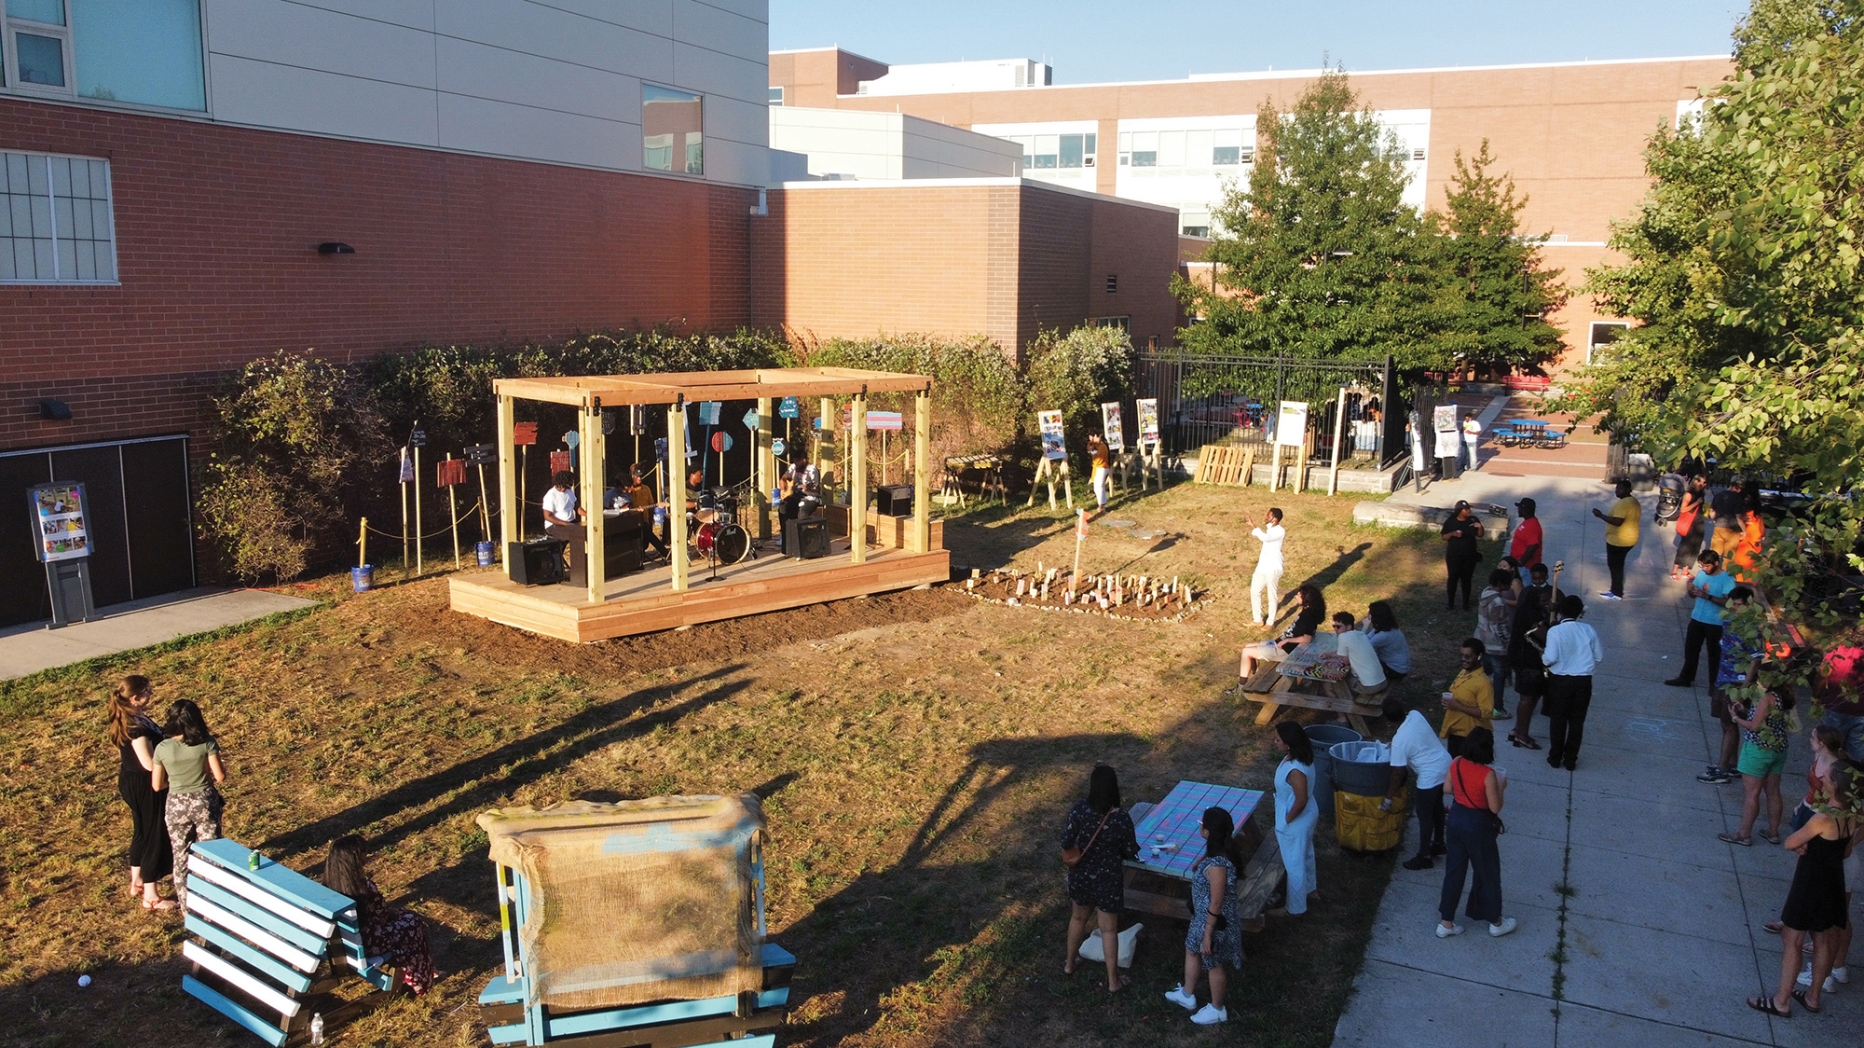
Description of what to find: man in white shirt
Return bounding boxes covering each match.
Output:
[1331,612,1387,694]
[1381,698,1452,870]
[1542,594,1605,771]
[1249,507,1286,626]
[541,470,583,535]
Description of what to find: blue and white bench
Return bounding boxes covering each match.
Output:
[180,838,397,1045]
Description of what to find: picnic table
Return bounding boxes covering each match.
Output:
[1236,636,1382,735]
[1122,780,1283,932]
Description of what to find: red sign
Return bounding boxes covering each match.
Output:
[436,459,467,487]
[513,421,539,446]
[711,431,734,453]
[549,450,572,474]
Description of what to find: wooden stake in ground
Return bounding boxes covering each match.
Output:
[398,446,410,571]
[413,441,424,576]
[357,518,368,569]
[1327,386,1349,496]
[1070,508,1088,596]
[441,453,462,569]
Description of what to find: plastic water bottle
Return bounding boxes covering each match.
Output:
[309,1013,324,1045]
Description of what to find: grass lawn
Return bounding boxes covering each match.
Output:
[0,479,1499,1048]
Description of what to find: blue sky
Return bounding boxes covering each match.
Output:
[770,1,1747,83]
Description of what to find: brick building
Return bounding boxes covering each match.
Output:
[0,2,1181,624]
[770,46,1738,369]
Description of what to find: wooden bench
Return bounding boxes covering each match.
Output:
[180,838,398,1046]
[1237,660,1382,736]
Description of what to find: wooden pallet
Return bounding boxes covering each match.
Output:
[1193,444,1256,485]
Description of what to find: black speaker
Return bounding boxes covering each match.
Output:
[603,511,645,578]
[508,539,566,585]
[876,484,914,516]
[783,517,829,560]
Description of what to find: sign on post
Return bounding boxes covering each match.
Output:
[778,396,800,419]
[1275,401,1309,447]
[1101,403,1125,451]
[29,482,89,562]
[698,401,722,426]
[1038,410,1067,460]
[1137,399,1161,446]
[1433,405,1461,459]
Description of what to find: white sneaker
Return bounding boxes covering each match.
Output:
[1164,985,1197,1011]
[1797,964,1839,993]
[1436,922,1464,938]
[1489,917,1518,937]
[1190,1003,1229,1025]
[1833,966,1850,984]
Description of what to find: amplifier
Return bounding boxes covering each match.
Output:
[507,539,566,585]
[783,517,829,560]
[876,484,915,516]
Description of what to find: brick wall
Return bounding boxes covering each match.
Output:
[0,97,757,452]
[750,181,1179,360]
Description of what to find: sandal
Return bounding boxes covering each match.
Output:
[1764,920,1784,934]
[1718,832,1752,847]
[1792,989,1820,1014]
[1762,832,1782,845]
[1510,733,1542,750]
[141,897,178,911]
[1747,995,1790,1018]
[1107,975,1131,994]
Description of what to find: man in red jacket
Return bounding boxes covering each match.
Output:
[1509,498,1543,586]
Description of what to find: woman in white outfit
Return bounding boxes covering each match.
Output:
[1270,720,1319,917]
[1249,508,1286,626]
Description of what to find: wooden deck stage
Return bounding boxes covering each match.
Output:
[449,539,951,643]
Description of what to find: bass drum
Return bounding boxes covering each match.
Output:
[693,521,752,565]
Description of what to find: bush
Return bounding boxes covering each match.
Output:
[794,333,1024,466]
[198,351,384,583]
[1025,326,1136,456]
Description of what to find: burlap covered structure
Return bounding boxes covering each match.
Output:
[477,795,765,1011]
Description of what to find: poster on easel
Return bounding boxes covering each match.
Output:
[1137,398,1161,447]
[1433,405,1461,458]
[1038,410,1067,460]
[1275,401,1309,447]
[1101,403,1126,451]
[29,481,90,562]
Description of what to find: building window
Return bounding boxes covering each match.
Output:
[1057,133,1096,169]
[3,0,204,109]
[1,150,117,283]
[1211,146,1239,166]
[1129,151,1156,167]
[1182,225,1209,237]
[768,86,783,106]
[1587,322,1628,364]
[1088,315,1130,332]
[1104,274,1118,294]
[643,84,703,175]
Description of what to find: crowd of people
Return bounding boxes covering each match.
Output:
[108,676,438,996]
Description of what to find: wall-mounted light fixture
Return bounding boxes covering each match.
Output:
[38,398,72,421]
[317,242,356,255]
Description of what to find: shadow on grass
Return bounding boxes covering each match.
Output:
[259,663,750,856]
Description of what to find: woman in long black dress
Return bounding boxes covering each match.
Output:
[1060,764,1139,992]
[1748,762,1857,1017]
[108,675,175,910]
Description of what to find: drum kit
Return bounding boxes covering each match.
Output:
[691,491,752,567]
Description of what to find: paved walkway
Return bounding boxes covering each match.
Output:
[1333,471,1834,1047]
[0,587,317,680]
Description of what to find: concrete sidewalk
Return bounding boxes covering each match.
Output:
[0,587,318,680]
[1333,473,1834,1047]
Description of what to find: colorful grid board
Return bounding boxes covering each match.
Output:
[1127,781,1266,879]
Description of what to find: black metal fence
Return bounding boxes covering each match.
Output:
[1136,351,1405,467]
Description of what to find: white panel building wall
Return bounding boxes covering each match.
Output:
[969,121,1098,196]
[856,58,1050,96]
[769,107,1020,181]
[201,0,770,185]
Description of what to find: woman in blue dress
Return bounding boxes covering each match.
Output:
[1272,720,1319,916]
[1164,806,1244,1025]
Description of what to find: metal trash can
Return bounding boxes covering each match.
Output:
[1304,725,1362,820]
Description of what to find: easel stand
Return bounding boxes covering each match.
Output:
[1268,444,1308,493]
[1138,442,1163,491]
[1026,458,1074,510]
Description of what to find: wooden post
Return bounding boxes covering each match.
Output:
[497,394,517,577]
[582,402,605,606]
[399,447,410,572]
[669,399,689,592]
[817,396,833,476]
[476,462,492,540]
[1268,443,1283,493]
[413,444,423,575]
[850,392,868,565]
[519,446,529,540]
[913,389,931,554]
[755,396,774,540]
[447,453,461,569]
[1327,386,1348,496]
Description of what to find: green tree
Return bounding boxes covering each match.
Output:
[1420,141,1568,375]
[1558,0,1864,632]
[1175,70,1439,368]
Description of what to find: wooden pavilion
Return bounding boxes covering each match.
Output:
[447,367,949,642]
